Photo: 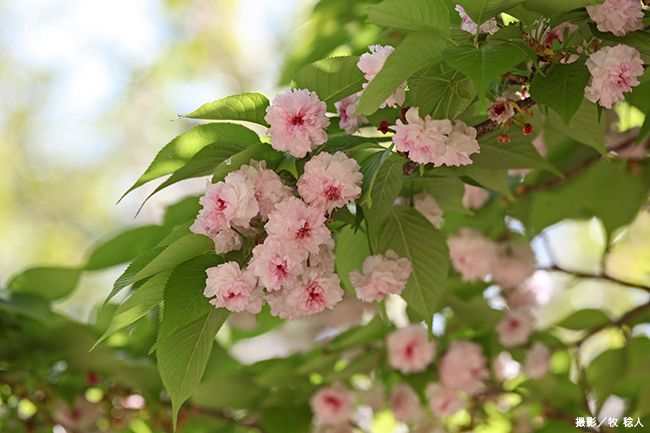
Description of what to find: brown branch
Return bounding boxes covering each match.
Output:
[542,265,650,293]
[575,301,650,346]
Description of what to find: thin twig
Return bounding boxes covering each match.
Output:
[575,301,650,346]
[542,265,650,293]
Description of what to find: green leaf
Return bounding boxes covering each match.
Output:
[107,246,166,303]
[444,42,528,96]
[360,146,395,207]
[260,406,312,433]
[212,142,277,182]
[335,226,371,292]
[85,225,170,271]
[9,267,81,301]
[530,61,590,125]
[121,123,259,200]
[411,62,476,120]
[184,92,270,126]
[456,0,526,26]
[362,154,404,244]
[366,0,450,33]
[406,176,468,214]
[377,207,449,322]
[157,308,229,428]
[133,234,214,284]
[556,309,610,330]
[293,56,364,105]
[357,32,448,116]
[546,100,607,154]
[447,295,504,329]
[94,271,170,348]
[525,0,604,16]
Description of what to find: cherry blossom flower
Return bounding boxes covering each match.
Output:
[357,45,406,108]
[310,240,336,273]
[190,173,259,238]
[524,342,551,379]
[455,4,499,35]
[204,262,263,314]
[492,351,521,382]
[239,160,293,220]
[287,270,344,318]
[265,89,330,158]
[497,310,534,347]
[439,340,487,395]
[587,0,643,37]
[387,326,436,374]
[310,384,355,425]
[265,197,331,254]
[425,383,463,417]
[349,250,412,302]
[585,44,644,109]
[213,228,242,254]
[414,193,444,229]
[298,152,363,213]
[391,107,452,164]
[463,184,490,210]
[440,120,480,167]
[251,238,305,291]
[447,229,498,282]
[488,97,515,125]
[492,242,537,288]
[335,92,368,133]
[391,384,423,423]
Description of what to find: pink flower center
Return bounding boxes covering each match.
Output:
[215,198,227,212]
[404,341,416,359]
[296,222,312,239]
[272,261,289,279]
[493,103,507,116]
[224,289,242,301]
[305,281,325,308]
[324,395,342,411]
[507,318,521,331]
[290,113,305,126]
[324,184,342,201]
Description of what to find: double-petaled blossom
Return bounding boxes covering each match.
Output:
[442,120,481,166]
[524,342,551,379]
[298,152,363,214]
[587,0,643,37]
[391,384,423,423]
[492,241,537,288]
[310,384,355,425]
[265,197,331,255]
[251,238,305,291]
[335,92,368,134]
[447,229,499,282]
[585,44,644,109]
[455,4,499,35]
[387,326,436,374]
[239,160,293,220]
[204,262,263,314]
[425,383,463,417]
[349,250,412,302]
[265,89,330,158]
[413,193,444,229]
[357,45,406,108]
[439,340,488,395]
[497,310,534,347]
[286,270,344,318]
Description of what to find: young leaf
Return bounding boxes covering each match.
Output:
[183,92,270,126]
[9,267,81,301]
[366,0,450,34]
[377,207,449,323]
[456,0,526,26]
[293,56,364,104]
[356,32,448,116]
[530,61,590,125]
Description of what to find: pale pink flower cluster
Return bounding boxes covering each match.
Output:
[298,151,363,213]
[265,89,330,158]
[455,4,499,35]
[587,0,643,37]
[349,250,412,303]
[585,44,644,109]
[357,45,406,108]
[496,310,534,347]
[524,342,551,379]
[391,384,423,423]
[391,107,480,166]
[310,384,355,426]
[239,161,293,220]
[335,92,368,134]
[447,229,499,282]
[492,242,537,289]
[462,185,490,210]
[387,326,436,374]
[414,193,444,229]
[439,340,488,395]
[488,97,515,125]
[425,383,463,417]
[204,262,263,314]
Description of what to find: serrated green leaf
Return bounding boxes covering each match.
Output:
[457,0,526,26]
[360,146,394,207]
[293,56,364,104]
[411,62,476,120]
[362,154,404,245]
[357,32,448,116]
[212,142,277,182]
[9,267,81,301]
[366,0,450,33]
[530,61,590,125]
[546,99,607,154]
[335,226,371,292]
[107,246,166,303]
[184,92,270,126]
[557,309,610,330]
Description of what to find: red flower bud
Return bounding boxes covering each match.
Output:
[498,134,511,143]
[378,120,390,135]
[522,123,533,136]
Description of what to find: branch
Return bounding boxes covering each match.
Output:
[542,265,650,293]
[576,301,650,346]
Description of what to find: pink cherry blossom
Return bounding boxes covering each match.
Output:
[455,4,499,35]
[440,120,480,167]
[251,238,305,291]
[213,228,242,254]
[414,193,444,229]
[585,44,644,109]
[265,197,331,254]
[425,383,463,417]
[358,45,407,108]
[524,342,551,379]
[265,89,330,158]
[492,242,536,288]
[310,240,336,273]
[391,384,423,423]
[298,152,363,213]
[463,185,490,210]
[439,340,487,395]
[310,384,355,425]
[238,160,293,220]
[287,270,344,318]
[587,0,643,37]
[190,173,259,239]
[488,97,515,125]
[497,310,534,347]
[387,326,436,374]
[349,250,412,303]
[447,229,498,282]
[335,92,368,133]
[391,107,452,165]
[204,262,262,314]
[492,351,521,382]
